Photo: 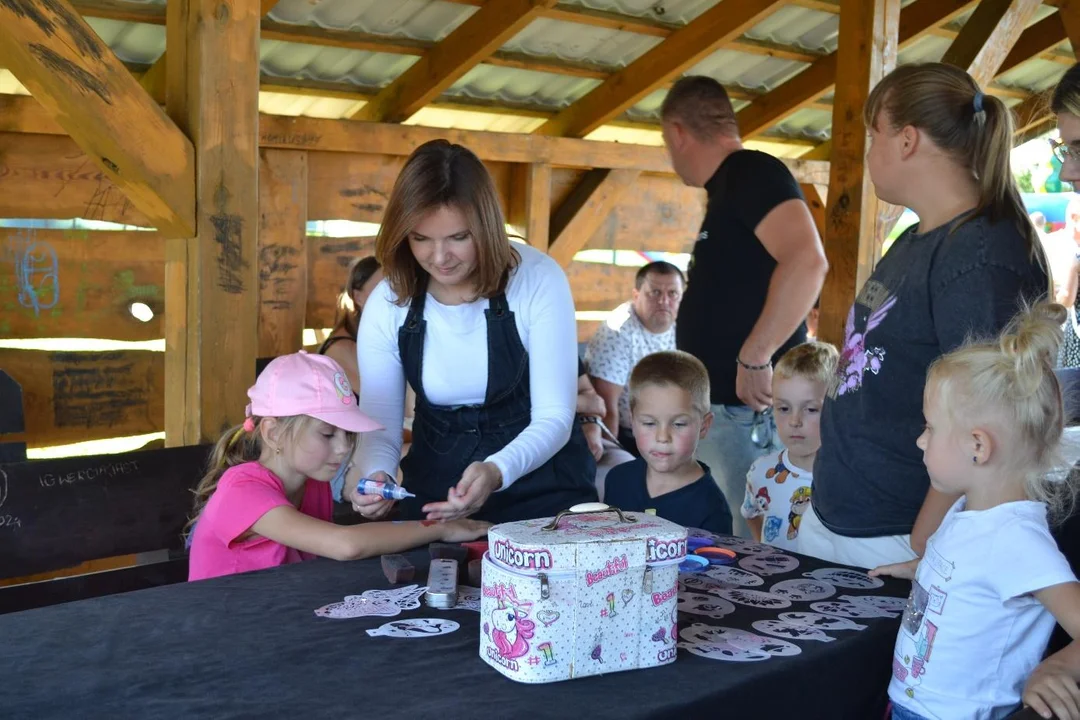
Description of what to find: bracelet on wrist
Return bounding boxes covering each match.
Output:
[736,357,771,372]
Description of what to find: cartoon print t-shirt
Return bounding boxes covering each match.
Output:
[888,498,1075,719]
[741,449,812,552]
[813,214,1048,536]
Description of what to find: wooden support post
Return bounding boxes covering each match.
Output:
[819,0,901,347]
[533,0,785,138]
[163,0,260,446]
[548,169,639,267]
[801,184,827,240]
[140,0,282,107]
[0,0,195,237]
[351,0,557,123]
[1061,1,1080,58]
[940,0,1042,87]
[509,163,552,250]
[258,150,309,359]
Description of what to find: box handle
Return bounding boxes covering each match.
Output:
[541,502,638,531]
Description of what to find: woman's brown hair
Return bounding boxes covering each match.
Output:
[331,255,380,339]
[1052,62,1080,117]
[375,139,519,305]
[864,63,1049,289]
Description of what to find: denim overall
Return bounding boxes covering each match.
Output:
[397,288,597,524]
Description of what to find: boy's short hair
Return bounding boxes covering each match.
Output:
[629,351,711,417]
[774,342,839,386]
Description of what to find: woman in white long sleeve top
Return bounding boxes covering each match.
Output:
[346,140,598,524]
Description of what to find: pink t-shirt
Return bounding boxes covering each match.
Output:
[188,462,333,581]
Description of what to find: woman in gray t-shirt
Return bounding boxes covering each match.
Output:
[798,63,1051,569]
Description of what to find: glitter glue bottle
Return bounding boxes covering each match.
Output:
[357,478,415,501]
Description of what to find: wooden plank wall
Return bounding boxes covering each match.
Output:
[1,132,705,447]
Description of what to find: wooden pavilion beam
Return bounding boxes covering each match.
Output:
[548,169,640,266]
[140,0,281,104]
[163,0,260,446]
[998,13,1067,76]
[351,0,557,123]
[533,0,786,138]
[0,0,195,237]
[818,0,900,347]
[940,0,1042,87]
[736,0,975,140]
[509,163,553,250]
[1060,1,1080,56]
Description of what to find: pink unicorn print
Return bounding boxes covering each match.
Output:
[490,587,536,660]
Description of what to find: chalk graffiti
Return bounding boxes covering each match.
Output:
[3,230,60,316]
[51,352,147,428]
[211,214,247,294]
[258,244,299,310]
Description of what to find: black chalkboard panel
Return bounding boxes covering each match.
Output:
[0,444,211,580]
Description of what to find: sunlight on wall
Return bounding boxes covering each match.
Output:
[26,433,166,460]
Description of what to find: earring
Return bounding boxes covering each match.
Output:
[972,456,977,464]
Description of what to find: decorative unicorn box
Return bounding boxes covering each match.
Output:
[480,503,687,683]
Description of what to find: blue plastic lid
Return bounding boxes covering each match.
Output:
[679,554,710,573]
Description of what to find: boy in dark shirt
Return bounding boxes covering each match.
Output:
[604,351,732,534]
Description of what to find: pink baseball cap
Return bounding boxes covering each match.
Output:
[246,351,382,433]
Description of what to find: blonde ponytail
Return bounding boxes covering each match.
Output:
[183,419,265,538]
[929,302,1076,522]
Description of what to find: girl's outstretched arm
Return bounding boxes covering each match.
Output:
[1025,582,1080,720]
[251,506,489,561]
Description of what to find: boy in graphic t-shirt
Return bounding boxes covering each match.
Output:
[742,342,837,550]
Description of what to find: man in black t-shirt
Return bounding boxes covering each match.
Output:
[661,76,828,538]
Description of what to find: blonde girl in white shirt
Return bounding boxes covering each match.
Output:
[873,303,1080,720]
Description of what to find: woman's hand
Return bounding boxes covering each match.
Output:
[348,470,396,520]
[1024,657,1080,720]
[423,462,502,521]
[440,518,492,543]
[869,558,919,581]
[583,421,604,462]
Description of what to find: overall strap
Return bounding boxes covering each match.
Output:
[398,282,429,401]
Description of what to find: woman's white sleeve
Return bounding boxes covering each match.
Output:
[355,285,407,480]
[485,258,577,488]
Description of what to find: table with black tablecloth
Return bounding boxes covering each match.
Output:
[0,536,907,719]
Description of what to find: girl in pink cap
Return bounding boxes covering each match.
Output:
[186,352,489,581]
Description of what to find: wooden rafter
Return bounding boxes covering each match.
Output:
[998,13,1067,76]
[940,0,1042,87]
[1059,1,1080,57]
[351,0,557,123]
[534,0,787,138]
[0,0,195,237]
[736,0,976,140]
[256,115,832,184]
[548,169,640,266]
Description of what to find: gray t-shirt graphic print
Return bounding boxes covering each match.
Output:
[813,213,1049,537]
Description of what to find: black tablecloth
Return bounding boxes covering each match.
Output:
[0,541,906,719]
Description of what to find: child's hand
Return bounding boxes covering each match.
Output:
[869,558,919,581]
[1024,658,1080,720]
[439,518,492,543]
[349,471,396,519]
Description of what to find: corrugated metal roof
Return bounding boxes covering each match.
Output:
[6,1,1068,147]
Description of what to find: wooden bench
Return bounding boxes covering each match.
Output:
[0,443,211,614]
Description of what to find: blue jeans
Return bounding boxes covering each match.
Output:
[695,404,782,539]
[890,703,930,720]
